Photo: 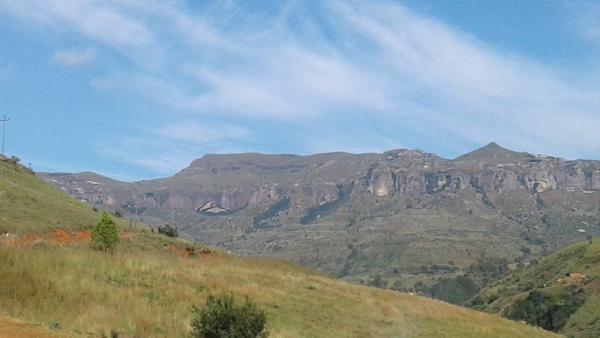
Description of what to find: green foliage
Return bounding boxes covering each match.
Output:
[468,257,509,284]
[368,274,387,289]
[90,213,120,252]
[158,224,178,238]
[431,276,479,305]
[190,294,268,338]
[506,285,585,332]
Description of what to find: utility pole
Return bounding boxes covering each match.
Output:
[0,116,9,156]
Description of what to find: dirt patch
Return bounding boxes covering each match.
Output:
[50,229,72,246]
[12,229,92,248]
[0,315,74,338]
[75,230,91,241]
[18,234,44,247]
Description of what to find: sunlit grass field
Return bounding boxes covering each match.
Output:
[0,231,558,337]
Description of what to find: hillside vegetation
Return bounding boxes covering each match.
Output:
[0,159,558,337]
[470,238,600,337]
[0,158,99,233]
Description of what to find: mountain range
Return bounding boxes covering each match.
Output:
[41,142,600,293]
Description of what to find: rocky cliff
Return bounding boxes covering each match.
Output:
[41,143,600,290]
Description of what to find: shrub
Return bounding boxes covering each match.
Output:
[90,213,120,252]
[190,294,268,338]
[158,224,178,238]
[431,276,479,305]
[506,285,585,332]
[368,274,387,289]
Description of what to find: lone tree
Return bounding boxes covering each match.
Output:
[190,294,268,338]
[90,213,120,252]
[158,224,178,238]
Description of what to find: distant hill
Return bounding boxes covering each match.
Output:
[40,143,600,296]
[455,142,533,163]
[470,238,600,337]
[0,156,557,337]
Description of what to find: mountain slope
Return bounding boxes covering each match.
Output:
[40,143,600,294]
[455,142,532,163]
[470,238,600,337]
[0,155,558,337]
[0,158,99,233]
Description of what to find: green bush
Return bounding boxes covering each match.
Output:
[158,224,178,238]
[190,294,268,338]
[506,285,585,332]
[368,274,387,289]
[90,213,120,252]
[431,276,479,305]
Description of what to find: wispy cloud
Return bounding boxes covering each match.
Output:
[1,0,599,175]
[96,122,251,174]
[52,48,96,67]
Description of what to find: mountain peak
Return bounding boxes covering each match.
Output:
[455,142,530,162]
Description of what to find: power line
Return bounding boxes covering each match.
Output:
[0,116,9,156]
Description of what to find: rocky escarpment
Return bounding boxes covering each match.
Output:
[40,143,600,291]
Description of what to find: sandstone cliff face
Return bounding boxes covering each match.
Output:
[41,143,600,226]
[40,143,600,289]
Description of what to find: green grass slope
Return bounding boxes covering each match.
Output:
[470,238,600,337]
[0,160,99,233]
[0,160,557,337]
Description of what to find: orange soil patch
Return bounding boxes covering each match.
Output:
[169,244,190,258]
[74,230,91,241]
[50,229,71,245]
[12,229,93,248]
[0,315,75,338]
[17,233,44,247]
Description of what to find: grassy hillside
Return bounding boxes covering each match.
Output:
[0,159,557,337]
[0,234,559,338]
[0,159,99,233]
[470,238,600,337]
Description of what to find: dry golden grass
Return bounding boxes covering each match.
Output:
[0,232,558,338]
[0,315,75,338]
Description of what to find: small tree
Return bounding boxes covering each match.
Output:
[90,213,120,252]
[158,224,178,238]
[190,294,268,338]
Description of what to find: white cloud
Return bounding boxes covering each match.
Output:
[96,123,252,174]
[52,48,96,67]
[155,122,251,145]
[1,0,600,174]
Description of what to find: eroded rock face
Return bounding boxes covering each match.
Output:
[41,144,600,224]
[39,143,600,289]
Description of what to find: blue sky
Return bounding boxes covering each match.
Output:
[0,0,599,181]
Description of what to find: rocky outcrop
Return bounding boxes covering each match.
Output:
[41,143,600,223]
[38,143,600,292]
